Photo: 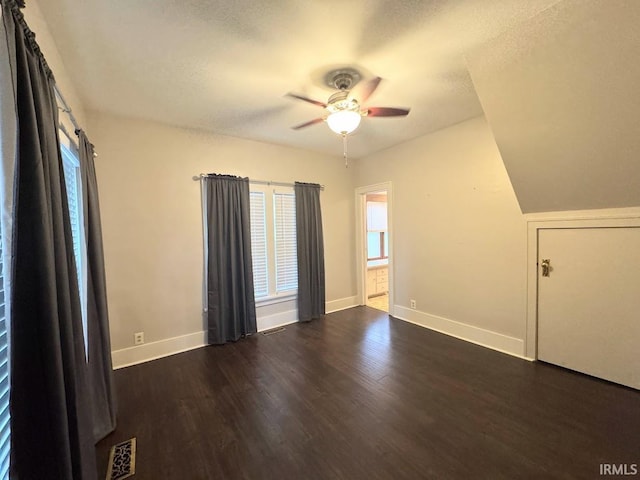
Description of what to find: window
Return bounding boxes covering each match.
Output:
[273,192,297,292]
[367,231,388,260]
[249,187,297,300]
[249,192,268,298]
[60,140,88,354]
[0,224,9,480]
[366,200,388,261]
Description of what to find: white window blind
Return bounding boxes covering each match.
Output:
[273,192,297,292]
[60,142,88,356]
[249,192,268,298]
[366,201,388,231]
[61,145,82,288]
[0,224,10,480]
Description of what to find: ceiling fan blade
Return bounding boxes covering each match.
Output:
[367,107,410,117]
[285,93,327,108]
[291,118,324,130]
[349,76,382,103]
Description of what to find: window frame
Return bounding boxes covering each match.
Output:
[249,185,297,304]
[59,136,89,355]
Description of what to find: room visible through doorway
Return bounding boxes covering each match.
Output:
[364,191,389,312]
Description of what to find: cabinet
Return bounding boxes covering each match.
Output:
[366,266,388,298]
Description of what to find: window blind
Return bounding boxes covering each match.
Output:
[0,224,10,480]
[249,192,268,298]
[366,201,388,231]
[61,144,89,357]
[273,192,297,292]
[61,146,82,289]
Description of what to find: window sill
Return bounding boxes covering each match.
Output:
[255,292,297,307]
[367,259,389,268]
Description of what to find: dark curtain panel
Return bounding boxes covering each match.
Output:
[78,130,117,442]
[3,2,97,478]
[204,174,257,344]
[294,182,325,322]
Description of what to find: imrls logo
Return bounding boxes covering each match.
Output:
[600,464,638,476]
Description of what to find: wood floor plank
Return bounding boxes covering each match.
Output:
[96,307,640,479]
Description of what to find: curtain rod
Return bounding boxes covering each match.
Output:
[13,0,95,157]
[54,84,98,157]
[194,174,324,190]
[54,85,79,131]
[58,122,77,148]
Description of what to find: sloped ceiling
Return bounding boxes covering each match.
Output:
[34,0,560,158]
[467,0,640,213]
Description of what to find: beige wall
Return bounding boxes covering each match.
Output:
[468,0,640,213]
[87,113,356,350]
[23,0,86,131]
[21,1,528,353]
[353,116,527,340]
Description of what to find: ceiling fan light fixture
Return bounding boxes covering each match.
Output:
[327,110,361,135]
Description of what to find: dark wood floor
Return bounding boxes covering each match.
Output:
[96,307,640,479]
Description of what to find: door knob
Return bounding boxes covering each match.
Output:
[541,259,551,277]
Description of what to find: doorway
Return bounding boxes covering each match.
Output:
[355,183,393,315]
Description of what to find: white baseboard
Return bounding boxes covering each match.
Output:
[258,296,359,329]
[112,296,359,369]
[326,296,359,313]
[393,305,526,359]
[113,309,300,368]
[257,309,298,332]
[112,331,207,369]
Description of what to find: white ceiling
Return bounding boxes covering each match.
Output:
[468,0,640,213]
[37,0,560,158]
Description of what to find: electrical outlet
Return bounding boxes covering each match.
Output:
[410,299,417,309]
[134,332,144,345]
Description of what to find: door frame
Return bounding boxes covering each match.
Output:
[355,182,394,316]
[525,209,640,359]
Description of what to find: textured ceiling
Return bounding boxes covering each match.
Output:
[468,0,640,213]
[37,0,560,158]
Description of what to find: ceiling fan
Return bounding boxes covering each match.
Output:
[286,69,411,136]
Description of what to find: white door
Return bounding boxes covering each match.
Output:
[537,227,640,389]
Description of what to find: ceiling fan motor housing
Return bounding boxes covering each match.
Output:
[325,68,361,91]
[327,91,359,114]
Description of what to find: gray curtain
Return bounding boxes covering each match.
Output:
[204,174,257,344]
[294,182,325,322]
[3,1,97,478]
[78,130,117,442]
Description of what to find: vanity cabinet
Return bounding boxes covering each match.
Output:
[367,266,388,297]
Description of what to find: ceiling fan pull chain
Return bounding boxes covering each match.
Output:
[342,133,349,168]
